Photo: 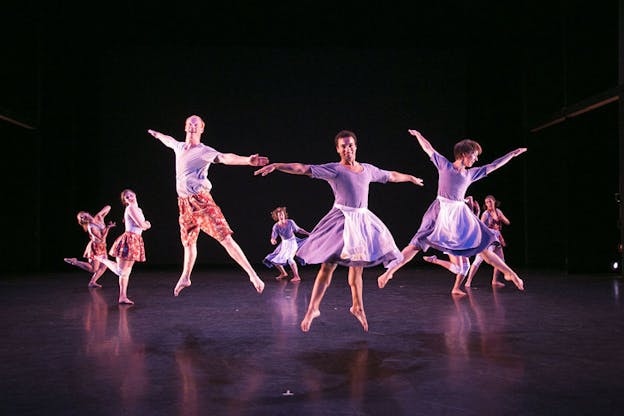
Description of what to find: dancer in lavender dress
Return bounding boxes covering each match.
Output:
[378,129,526,296]
[255,130,424,332]
[263,206,310,282]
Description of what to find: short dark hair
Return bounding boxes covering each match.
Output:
[334,130,357,146]
[453,139,482,159]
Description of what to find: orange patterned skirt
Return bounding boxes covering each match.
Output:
[109,232,146,262]
[177,191,233,246]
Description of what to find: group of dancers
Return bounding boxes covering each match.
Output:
[65,115,526,332]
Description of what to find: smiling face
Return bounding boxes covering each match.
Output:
[121,189,137,206]
[336,136,357,164]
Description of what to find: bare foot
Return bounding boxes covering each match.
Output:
[64,257,77,265]
[504,273,524,291]
[349,306,369,332]
[250,275,265,294]
[464,281,472,288]
[492,281,506,288]
[88,282,102,288]
[423,255,437,263]
[300,309,320,332]
[174,278,191,296]
[119,297,134,305]
[290,276,301,282]
[274,274,288,280]
[377,271,393,289]
[451,289,467,297]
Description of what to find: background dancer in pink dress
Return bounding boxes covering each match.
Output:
[464,194,511,288]
[64,205,116,288]
[255,130,424,332]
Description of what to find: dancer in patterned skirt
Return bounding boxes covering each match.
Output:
[97,189,151,304]
[148,115,269,296]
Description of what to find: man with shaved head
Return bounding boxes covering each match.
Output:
[148,115,268,296]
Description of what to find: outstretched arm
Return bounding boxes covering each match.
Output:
[147,129,179,148]
[217,153,269,166]
[94,205,111,221]
[388,171,424,186]
[254,162,312,177]
[485,148,527,175]
[408,129,436,158]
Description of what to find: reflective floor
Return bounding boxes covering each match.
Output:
[1,265,623,415]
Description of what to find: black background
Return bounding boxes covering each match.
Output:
[1,1,620,274]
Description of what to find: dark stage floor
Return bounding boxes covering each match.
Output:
[1,265,623,415]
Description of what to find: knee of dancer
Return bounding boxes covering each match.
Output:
[460,261,471,276]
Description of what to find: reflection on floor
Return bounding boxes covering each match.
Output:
[1,266,623,415]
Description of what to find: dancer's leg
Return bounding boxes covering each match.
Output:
[347,266,368,331]
[64,258,95,273]
[491,246,506,287]
[274,264,288,280]
[464,254,484,287]
[118,259,135,304]
[378,245,420,288]
[449,255,468,296]
[301,262,337,332]
[480,249,524,290]
[288,259,301,282]
[96,255,122,276]
[88,261,107,288]
[220,235,265,293]
[423,254,457,273]
[174,244,197,296]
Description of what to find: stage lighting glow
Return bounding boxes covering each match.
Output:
[613,261,619,270]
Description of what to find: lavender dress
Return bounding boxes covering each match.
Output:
[263,219,307,267]
[409,151,497,257]
[296,162,403,268]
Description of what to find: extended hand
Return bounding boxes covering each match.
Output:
[514,148,528,156]
[250,154,269,166]
[147,129,160,138]
[412,176,424,186]
[254,164,277,176]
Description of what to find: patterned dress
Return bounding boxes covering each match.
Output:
[109,206,147,262]
[82,222,107,259]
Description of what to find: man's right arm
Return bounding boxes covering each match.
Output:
[147,129,178,148]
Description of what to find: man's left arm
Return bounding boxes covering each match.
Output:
[217,153,269,166]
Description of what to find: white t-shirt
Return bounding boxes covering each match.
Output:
[164,141,223,197]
